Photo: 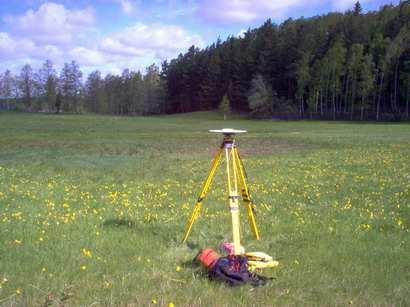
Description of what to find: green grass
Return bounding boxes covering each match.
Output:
[0,112,409,306]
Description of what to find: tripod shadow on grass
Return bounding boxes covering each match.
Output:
[102,218,180,244]
[102,218,141,229]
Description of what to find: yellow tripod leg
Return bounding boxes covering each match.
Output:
[233,147,260,240]
[182,147,223,243]
[228,145,241,255]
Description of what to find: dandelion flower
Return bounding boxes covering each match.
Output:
[82,248,92,257]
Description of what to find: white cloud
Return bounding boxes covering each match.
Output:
[42,45,64,59]
[100,23,204,59]
[198,0,321,23]
[4,2,95,45]
[100,37,147,57]
[120,0,136,15]
[0,32,36,58]
[68,47,106,66]
[110,0,139,15]
[237,29,246,38]
[0,2,204,75]
[0,32,16,54]
[331,0,371,11]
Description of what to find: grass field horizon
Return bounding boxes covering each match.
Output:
[0,111,409,306]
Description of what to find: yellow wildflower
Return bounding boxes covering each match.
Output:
[82,248,92,257]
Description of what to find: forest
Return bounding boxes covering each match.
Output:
[1,1,409,120]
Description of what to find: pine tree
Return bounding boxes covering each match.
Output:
[0,70,14,108]
[19,64,34,110]
[358,53,375,120]
[354,1,362,15]
[296,52,311,118]
[129,71,143,114]
[400,60,410,120]
[229,38,250,111]
[143,64,165,115]
[59,61,83,112]
[370,33,389,120]
[38,60,57,112]
[55,91,62,114]
[327,40,347,119]
[247,74,274,118]
[198,48,222,110]
[219,94,230,120]
[347,44,364,119]
[85,70,106,113]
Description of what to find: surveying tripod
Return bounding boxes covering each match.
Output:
[182,129,260,255]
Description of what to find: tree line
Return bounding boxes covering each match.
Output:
[1,1,409,120]
[162,1,410,120]
[0,61,165,115]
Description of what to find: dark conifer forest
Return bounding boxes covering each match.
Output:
[1,1,410,120]
[163,1,410,120]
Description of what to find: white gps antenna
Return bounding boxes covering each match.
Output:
[209,128,247,135]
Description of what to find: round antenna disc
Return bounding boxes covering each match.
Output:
[209,128,247,134]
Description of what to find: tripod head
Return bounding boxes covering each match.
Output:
[209,128,247,145]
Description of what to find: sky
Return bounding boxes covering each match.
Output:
[0,0,400,76]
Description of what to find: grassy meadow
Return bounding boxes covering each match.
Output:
[0,112,409,306]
